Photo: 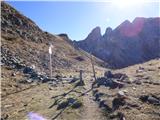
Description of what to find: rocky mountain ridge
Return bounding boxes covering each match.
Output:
[75,17,160,68]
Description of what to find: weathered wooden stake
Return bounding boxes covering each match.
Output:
[78,70,84,86]
[80,70,83,82]
[90,53,97,81]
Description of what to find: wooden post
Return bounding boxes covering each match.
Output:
[50,53,52,79]
[49,45,53,79]
[90,53,96,81]
[80,70,83,82]
[78,70,84,86]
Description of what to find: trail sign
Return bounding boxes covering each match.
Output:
[49,44,53,79]
[49,45,53,54]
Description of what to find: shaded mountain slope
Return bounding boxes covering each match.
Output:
[75,17,160,68]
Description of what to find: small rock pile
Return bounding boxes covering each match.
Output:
[93,71,128,89]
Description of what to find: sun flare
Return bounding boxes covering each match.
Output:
[112,0,145,8]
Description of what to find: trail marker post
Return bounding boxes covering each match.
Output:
[90,53,97,81]
[78,70,85,86]
[49,44,53,79]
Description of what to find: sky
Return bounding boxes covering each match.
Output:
[6,0,160,40]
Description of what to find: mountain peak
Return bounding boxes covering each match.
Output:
[85,26,102,41]
[105,27,112,35]
[117,20,132,29]
[133,17,146,23]
[91,26,101,34]
[116,19,145,37]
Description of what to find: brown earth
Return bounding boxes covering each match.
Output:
[1,59,160,120]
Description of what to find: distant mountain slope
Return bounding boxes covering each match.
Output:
[1,1,105,75]
[75,17,160,68]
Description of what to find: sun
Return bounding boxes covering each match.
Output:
[112,0,145,8]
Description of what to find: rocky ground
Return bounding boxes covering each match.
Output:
[1,59,160,120]
[1,62,104,120]
[92,59,160,120]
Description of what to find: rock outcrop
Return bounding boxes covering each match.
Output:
[75,26,102,53]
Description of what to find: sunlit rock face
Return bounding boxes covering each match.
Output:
[75,17,160,68]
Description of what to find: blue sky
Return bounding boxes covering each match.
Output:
[6,0,159,40]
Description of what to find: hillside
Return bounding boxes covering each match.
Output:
[1,2,105,74]
[75,17,160,68]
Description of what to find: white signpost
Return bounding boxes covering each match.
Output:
[49,45,53,79]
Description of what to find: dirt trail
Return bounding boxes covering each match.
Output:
[82,95,106,120]
[81,73,106,120]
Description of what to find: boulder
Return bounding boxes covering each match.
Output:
[99,100,112,111]
[67,98,76,104]
[104,71,113,78]
[139,95,160,105]
[139,95,149,102]
[148,96,160,105]
[23,66,35,74]
[112,97,126,110]
[94,92,104,101]
[57,101,69,110]
[71,101,83,109]
[94,77,125,89]
[104,71,128,81]
[117,91,125,98]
